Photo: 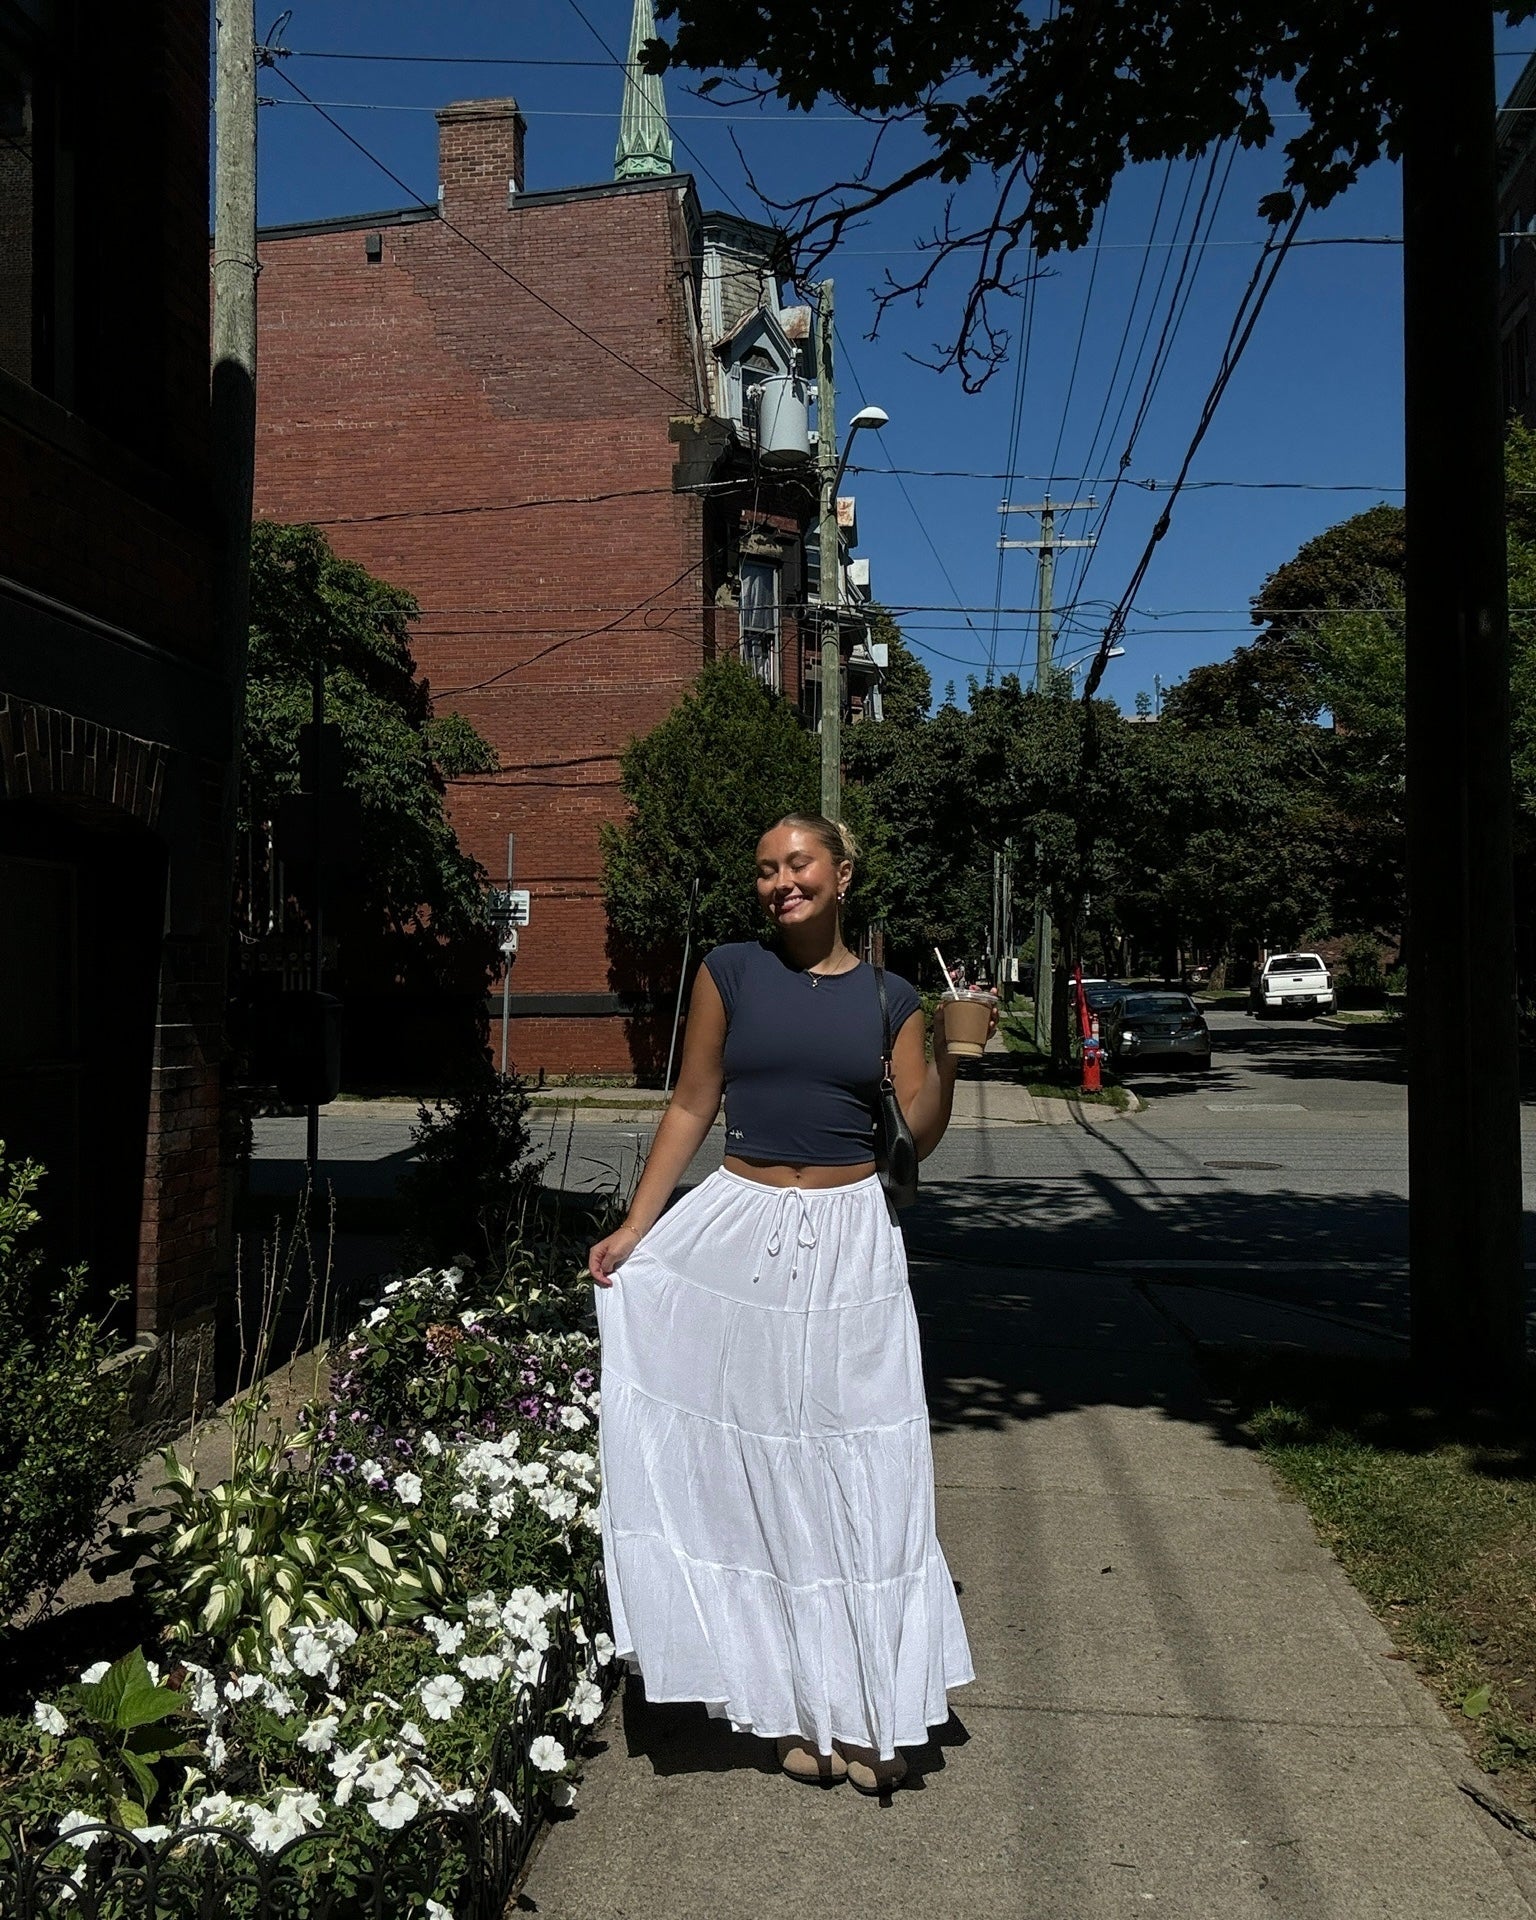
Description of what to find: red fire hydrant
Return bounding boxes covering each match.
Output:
[1082,1015,1102,1094]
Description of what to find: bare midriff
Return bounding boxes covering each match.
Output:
[723,1155,879,1190]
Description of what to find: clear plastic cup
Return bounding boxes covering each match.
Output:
[941,988,996,1057]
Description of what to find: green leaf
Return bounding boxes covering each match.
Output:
[1463,1684,1493,1720]
[114,1798,149,1831]
[120,1747,159,1806]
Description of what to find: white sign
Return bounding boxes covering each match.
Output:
[488,888,531,927]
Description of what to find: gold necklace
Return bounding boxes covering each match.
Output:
[805,951,857,986]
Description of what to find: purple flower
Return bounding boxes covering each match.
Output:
[330,1451,356,1474]
[393,1438,414,1458]
[350,1410,368,1425]
[574,1369,595,1391]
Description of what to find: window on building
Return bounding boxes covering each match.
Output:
[739,558,781,692]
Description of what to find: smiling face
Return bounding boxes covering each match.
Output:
[755,824,851,935]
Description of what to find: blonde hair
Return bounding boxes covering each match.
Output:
[769,813,858,871]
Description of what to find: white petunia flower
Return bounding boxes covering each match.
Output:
[366,1306,390,1328]
[417,1674,464,1722]
[57,1811,107,1852]
[422,1615,466,1657]
[384,1280,404,1296]
[558,1406,589,1431]
[428,1901,454,1920]
[566,1678,604,1726]
[131,1824,171,1845]
[359,1459,386,1486]
[489,1788,522,1824]
[397,1720,427,1749]
[359,1755,404,1799]
[247,1792,321,1855]
[224,1672,264,1703]
[260,1682,299,1718]
[205,1730,229,1773]
[33,1701,67,1737]
[393,1470,423,1505]
[78,1661,110,1685]
[593,1632,617,1665]
[551,1779,577,1810]
[529,1734,567,1773]
[296,1714,340,1754]
[367,1789,419,1831]
[466,1591,500,1627]
[419,1431,443,1458]
[511,1647,545,1688]
[459,1652,507,1683]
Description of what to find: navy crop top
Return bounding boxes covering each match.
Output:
[701,941,923,1166]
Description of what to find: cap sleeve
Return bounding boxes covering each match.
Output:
[884,969,923,1032]
[702,943,750,1020]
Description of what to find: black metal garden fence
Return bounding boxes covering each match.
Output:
[0,1568,610,1920]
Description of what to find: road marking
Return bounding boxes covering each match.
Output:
[1205,1102,1306,1112]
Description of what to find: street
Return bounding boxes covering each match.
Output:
[253,1007,1533,1349]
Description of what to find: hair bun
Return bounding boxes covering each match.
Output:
[833,818,860,864]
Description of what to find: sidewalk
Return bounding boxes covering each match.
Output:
[520,1254,1536,1918]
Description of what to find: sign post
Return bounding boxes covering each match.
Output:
[486,838,528,1076]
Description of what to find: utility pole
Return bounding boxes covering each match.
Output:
[815,280,841,820]
[1402,5,1524,1388]
[1153,672,1163,718]
[212,0,258,729]
[1000,495,1096,1055]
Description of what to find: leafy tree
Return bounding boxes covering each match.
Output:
[239,523,500,1083]
[601,658,820,987]
[645,2,1529,384]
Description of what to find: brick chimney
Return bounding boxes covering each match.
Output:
[436,99,526,211]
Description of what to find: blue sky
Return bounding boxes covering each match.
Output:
[248,5,1533,712]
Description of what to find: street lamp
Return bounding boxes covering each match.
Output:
[833,404,890,496]
[819,400,889,818]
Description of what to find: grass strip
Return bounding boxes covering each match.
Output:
[998,1014,1131,1110]
[1212,1351,1536,1812]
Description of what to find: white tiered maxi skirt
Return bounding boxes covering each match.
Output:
[596,1166,973,1761]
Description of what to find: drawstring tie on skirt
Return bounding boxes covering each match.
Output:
[752,1185,819,1284]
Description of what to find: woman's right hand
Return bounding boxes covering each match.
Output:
[588,1223,642,1288]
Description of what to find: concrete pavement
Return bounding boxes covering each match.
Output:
[521,1241,1536,1914]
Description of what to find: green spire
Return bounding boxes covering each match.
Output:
[614,0,673,181]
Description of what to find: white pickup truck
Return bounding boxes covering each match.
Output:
[1249,952,1336,1018]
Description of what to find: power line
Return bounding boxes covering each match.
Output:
[258,94,861,125]
[305,481,740,528]
[433,561,706,696]
[1083,198,1312,700]
[850,465,1404,491]
[986,267,1038,682]
[264,63,704,413]
[1060,139,1241,635]
[833,321,993,660]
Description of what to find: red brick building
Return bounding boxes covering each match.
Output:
[0,0,231,1399]
[253,100,873,1078]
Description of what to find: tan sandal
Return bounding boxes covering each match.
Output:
[776,1737,848,1786]
[835,1743,908,1796]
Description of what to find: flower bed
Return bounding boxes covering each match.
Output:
[0,1257,612,1918]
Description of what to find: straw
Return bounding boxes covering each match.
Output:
[934,945,956,994]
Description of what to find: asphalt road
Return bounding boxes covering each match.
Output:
[251,1008,1536,1343]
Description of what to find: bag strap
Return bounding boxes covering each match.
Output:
[874,964,894,1076]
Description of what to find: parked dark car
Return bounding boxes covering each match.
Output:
[1105,992,1212,1072]
[1079,978,1127,1016]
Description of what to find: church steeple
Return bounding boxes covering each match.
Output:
[614,0,674,182]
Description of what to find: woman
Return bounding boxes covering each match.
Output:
[588,814,981,1795]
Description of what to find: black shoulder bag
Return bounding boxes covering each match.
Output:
[874,966,919,1210]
